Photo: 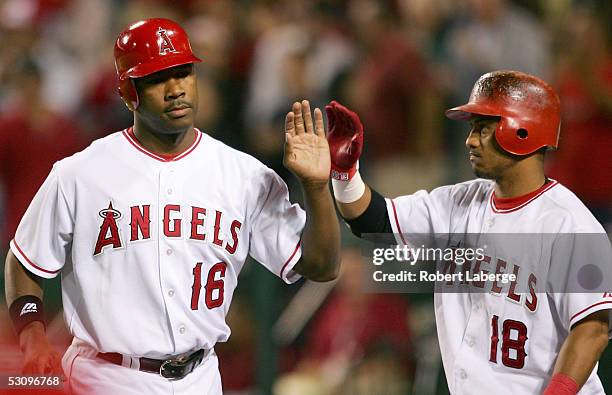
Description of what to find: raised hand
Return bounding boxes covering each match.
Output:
[283,100,331,186]
[325,101,364,181]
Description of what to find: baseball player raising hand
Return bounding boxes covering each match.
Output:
[4,18,340,395]
[326,71,611,394]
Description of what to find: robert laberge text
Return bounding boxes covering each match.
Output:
[373,270,516,284]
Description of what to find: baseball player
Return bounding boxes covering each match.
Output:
[4,18,340,394]
[325,71,611,394]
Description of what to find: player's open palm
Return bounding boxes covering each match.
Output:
[283,100,331,185]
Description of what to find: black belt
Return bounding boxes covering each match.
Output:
[97,348,208,380]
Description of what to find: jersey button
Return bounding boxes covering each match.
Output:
[179,325,186,334]
[466,336,475,347]
[167,188,173,195]
[168,289,174,297]
[166,248,173,255]
[459,369,467,379]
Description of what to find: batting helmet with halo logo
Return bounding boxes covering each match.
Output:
[114,18,201,110]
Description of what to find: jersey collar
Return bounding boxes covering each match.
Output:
[490,179,558,214]
[122,127,202,162]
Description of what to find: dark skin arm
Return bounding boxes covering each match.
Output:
[335,184,372,220]
[295,181,341,282]
[4,250,63,374]
[551,310,609,388]
[283,100,341,282]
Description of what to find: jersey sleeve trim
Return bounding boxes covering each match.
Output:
[280,240,302,284]
[569,300,612,329]
[9,239,61,279]
[387,198,407,245]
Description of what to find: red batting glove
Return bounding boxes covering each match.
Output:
[325,100,364,181]
[542,373,579,395]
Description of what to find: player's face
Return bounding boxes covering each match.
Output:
[133,64,198,134]
[465,116,517,179]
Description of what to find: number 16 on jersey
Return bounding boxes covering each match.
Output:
[191,262,227,310]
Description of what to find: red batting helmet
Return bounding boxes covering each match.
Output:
[445,70,561,156]
[114,18,201,109]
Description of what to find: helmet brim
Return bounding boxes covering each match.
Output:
[123,53,202,79]
[445,103,502,121]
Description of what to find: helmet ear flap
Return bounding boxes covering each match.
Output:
[118,78,139,111]
[495,116,537,156]
[494,116,520,156]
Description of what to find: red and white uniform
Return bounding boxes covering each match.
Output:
[386,179,612,395]
[10,128,305,394]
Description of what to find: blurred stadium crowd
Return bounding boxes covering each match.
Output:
[0,0,610,394]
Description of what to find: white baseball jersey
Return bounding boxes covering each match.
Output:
[11,127,306,358]
[386,178,612,394]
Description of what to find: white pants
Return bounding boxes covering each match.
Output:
[61,338,222,395]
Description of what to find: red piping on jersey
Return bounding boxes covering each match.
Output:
[280,240,301,280]
[122,127,202,162]
[490,180,558,214]
[12,240,61,275]
[570,301,612,323]
[390,199,408,245]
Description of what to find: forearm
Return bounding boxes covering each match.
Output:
[336,183,371,220]
[5,249,53,356]
[551,311,609,388]
[297,181,341,281]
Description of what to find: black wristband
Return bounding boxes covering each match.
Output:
[345,188,392,237]
[8,295,46,336]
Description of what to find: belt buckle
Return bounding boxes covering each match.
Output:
[159,351,203,380]
[159,356,188,380]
